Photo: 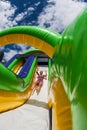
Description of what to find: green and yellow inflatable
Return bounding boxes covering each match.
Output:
[0,7,87,130]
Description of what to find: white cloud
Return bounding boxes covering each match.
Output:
[38,0,87,32]
[16,44,29,53]
[28,7,34,11]
[0,0,17,30]
[35,2,40,6]
[14,13,25,22]
[4,50,18,61]
[2,44,31,61]
[0,0,31,30]
[74,0,85,1]
[14,7,35,23]
[0,0,41,31]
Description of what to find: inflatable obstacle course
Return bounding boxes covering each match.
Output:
[0,7,87,130]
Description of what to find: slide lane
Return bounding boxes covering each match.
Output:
[0,57,37,112]
[30,66,49,103]
[0,66,50,130]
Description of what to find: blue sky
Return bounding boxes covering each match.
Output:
[0,0,87,61]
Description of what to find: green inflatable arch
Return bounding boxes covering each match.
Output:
[0,26,61,57]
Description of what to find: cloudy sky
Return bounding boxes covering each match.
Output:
[0,0,87,61]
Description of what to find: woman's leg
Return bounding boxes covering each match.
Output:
[31,81,39,95]
[36,82,43,95]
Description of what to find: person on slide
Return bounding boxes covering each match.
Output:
[31,69,47,95]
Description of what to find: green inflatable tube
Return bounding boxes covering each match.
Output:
[52,7,87,130]
[0,50,37,92]
[0,26,61,47]
[0,63,24,92]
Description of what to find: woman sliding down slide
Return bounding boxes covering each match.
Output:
[31,69,47,95]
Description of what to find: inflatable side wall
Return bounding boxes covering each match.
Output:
[52,7,87,130]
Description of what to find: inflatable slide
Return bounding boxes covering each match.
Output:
[0,52,50,130]
[0,7,87,130]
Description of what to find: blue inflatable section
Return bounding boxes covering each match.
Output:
[5,54,19,67]
[18,55,35,78]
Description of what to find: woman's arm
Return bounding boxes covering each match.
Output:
[36,71,39,76]
[44,71,47,77]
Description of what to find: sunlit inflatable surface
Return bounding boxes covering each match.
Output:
[0,7,87,130]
